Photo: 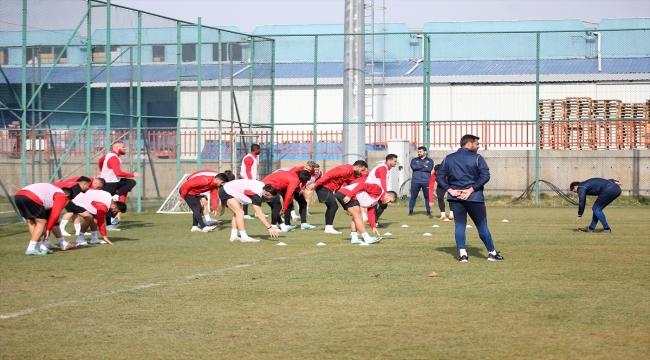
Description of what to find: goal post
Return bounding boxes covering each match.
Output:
[157,174,192,214]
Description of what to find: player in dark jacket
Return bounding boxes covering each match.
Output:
[409,146,434,217]
[570,178,622,233]
[437,134,503,262]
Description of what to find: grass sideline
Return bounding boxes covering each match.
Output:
[1,205,649,359]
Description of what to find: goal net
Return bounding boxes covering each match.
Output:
[157,174,192,214]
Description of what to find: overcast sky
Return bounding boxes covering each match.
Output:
[117,0,649,32]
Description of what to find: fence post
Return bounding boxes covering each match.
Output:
[136,11,142,212]
[535,32,541,204]
[86,0,92,176]
[422,35,431,148]
[175,21,182,183]
[21,0,27,188]
[270,38,276,167]
[197,17,202,170]
[105,0,111,154]
[313,35,318,160]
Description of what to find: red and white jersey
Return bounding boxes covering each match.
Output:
[73,189,112,215]
[239,152,258,180]
[290,165,322,186]
[17,183,65,209]
[340,182,384,208]
[366,163,390,201]
[222,179,265,205]
[100,152,122,183]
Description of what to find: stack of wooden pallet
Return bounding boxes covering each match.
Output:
[591,99,621,149]
[538,99,565,149]
[565,97,592,149]
[619,102,647,149]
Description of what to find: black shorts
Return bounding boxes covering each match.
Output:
[218,186,234,204]
[15,195,48,219]
[335,192,360,210]
[316,186,335,203]
[65,202,87,214]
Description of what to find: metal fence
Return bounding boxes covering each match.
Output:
[0,0,648,217]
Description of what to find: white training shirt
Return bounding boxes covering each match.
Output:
[22,183,64,209]
[100,152,122,183]
[342,182,383,208]
[222,179,265,205]
[73,189,112,215]
[239,153,259,180]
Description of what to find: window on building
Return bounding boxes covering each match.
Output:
[25,46,67,65]
[212,42,243,62]
[152,45,165,62]
[182,44,196,62]
[0,48,7,65]
[92,45,119,62]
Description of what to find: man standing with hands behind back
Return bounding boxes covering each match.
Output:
[409,146,434,217]
[437,135,503,263]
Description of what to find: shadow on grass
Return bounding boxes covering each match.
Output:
[435,245,488,260]
[114,221,153,230]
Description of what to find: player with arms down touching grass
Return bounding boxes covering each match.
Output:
[220,179,279,242]
[436,134,503,262]
[179,173,231,233]
[262,169,312,232]
[52,176,106,236]
[14,183,75,255]
[570,178,622,233]
[337,180,397,245]
[71,189,127,246]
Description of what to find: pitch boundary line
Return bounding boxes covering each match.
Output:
[1,251,318,320]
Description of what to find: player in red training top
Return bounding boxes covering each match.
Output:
[179,173,231,232]
[262,169,311,232]
[306,160,368,234]
[337,182,397,245]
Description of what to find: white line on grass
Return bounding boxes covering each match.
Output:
[1,254,316,320]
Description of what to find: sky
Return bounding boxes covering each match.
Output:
[117,0,649,32]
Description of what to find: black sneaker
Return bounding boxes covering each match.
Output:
[579,227,594,232]
[487,252,504,261]
[408,210,414,216]
[600,228,611,233]
[426,211,432,218]
[375,223,384,228]
[457,255,468,262]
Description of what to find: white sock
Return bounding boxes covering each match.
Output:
[440,212,446,217]
[350,231,359,241]
[325,225,334,231]
[230,229,238,238]
[27,240,38,251]
[361,232,371,240]
[43,237,52,245]
[77,234,85,242]
[459,249,468,257]
[37,241,46,250]
[239,230,249,238]
[60,220,69,229]
[57,237,65,245]
[291,210,297,218]
[74,223,81,233]
[489,250,497,255]
[203,215,212,221]
[91,231,97,238]
[449,211,454,217]
[362,213,368,221]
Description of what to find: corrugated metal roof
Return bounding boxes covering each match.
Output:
[2,58,647,84]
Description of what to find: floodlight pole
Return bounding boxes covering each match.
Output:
[197,17,202,170]
[136,11,143,212]
[105,0,111,154]
[21,0,27,187]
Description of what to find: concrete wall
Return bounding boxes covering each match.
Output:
[2,149,648,200]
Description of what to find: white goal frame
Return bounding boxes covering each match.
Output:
[157,174,192,214]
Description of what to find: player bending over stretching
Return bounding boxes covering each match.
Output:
[337,182,397,245]
[219,179,279,242]
[14,183,75,255]
[71,189,127,245]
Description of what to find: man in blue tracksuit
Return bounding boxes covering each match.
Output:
[570,178,622,233]
[437,134,503,262]
[409,146,434,217]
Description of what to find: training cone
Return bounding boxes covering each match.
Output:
[502,219,509,223]
[423,233,432,236]
[276,242,287,246]
[401,224,409,228]
[316,242,326,246]
[432,225,440,228]
[383,232,392,236]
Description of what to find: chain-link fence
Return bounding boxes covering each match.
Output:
[1,2,648,222]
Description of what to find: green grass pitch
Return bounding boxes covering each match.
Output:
[1,203,649,359]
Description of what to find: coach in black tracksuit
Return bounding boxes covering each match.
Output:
[437,134,503,262]
[570,178,622,233]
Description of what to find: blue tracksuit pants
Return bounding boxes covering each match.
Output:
[449,201,495,252]
[589,186,621,229]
